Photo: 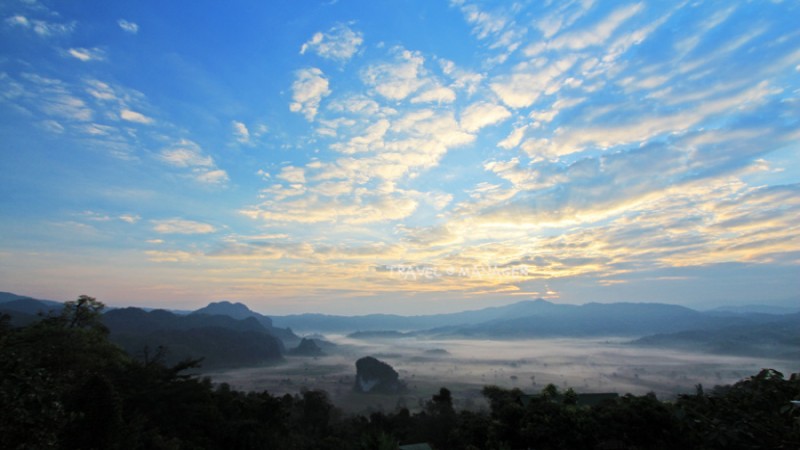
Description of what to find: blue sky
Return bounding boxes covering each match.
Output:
[0,0,798,314]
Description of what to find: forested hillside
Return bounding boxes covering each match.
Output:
[2,296,799,449]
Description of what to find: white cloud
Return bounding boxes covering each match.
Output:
[537,81,780,159]
[490,56,577,108]
[362,48,426,101]
[440,59,484,96]
[460,101,511,132]
[67,47,106,62]
[548,3,643,52]
[39,120,64,133]
[152,218,216,234]
[458,3,508,40]
[451,2,527,64]
[195,169,229,185]
[332,118,390,154]
[411,86,456,104]
[497,125,528,149]
[290,67,331,121]
[118,19,138,34]
[159,140,214,168]
[159,141,229,185]
[277,166,306,184]
[242,192,419,224]
[6,15,74,37]
[118,214,140,224]
[120,108,153,124]
[6,15,30,28]
[85,80,117,100]
[232,120,250,143]
[44,95,92,121]
[300,23,363,62]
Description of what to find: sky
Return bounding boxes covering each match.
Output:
[0,0,798,315]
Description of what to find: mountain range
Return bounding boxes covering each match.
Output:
[2,291,798,363]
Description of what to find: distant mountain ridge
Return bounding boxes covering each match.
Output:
[0,291,63,310]
[193,301,273,327]
[270,299,791,337]
[270,299,568,332]
[102,307,284,368]
[3,291,798,361]
[635,312,800,359]
[192,301,300,347]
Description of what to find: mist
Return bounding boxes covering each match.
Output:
[205,335,792,413]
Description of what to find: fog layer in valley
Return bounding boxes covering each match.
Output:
[206,336,793,413]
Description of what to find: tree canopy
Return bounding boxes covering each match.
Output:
[1,296,799,449]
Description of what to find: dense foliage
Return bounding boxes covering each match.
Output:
[1,296,798,449]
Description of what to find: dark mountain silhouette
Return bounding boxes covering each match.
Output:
[353,356,405,394]
[102,307,283,368]
[288,338,325,357]
[634,312,800,359]
[433,302,716,337]
[707,304,800,315]
[4,291,797,361]
[271,299,569,332]
[0,295,64,327]
[0,292,30,303]
[0,298,58,316]
[192,301,301,347]
[0,291,62,309]
[347,330,413,339]
[272,299,790,338]
[104,307,267,334]
[193,301,273,327]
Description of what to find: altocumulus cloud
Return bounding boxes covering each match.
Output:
[300,23,363,62]
[152,219,216,234]
[290,68,331,121]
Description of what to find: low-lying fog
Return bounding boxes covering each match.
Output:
[206,336,795,414]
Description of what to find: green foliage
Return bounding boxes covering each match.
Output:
[1,295,798,449]
[676,368,800,449]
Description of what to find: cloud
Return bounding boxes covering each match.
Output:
[158,140,229,185]
[118,19,138,34]
[460,101,511,132]
[450,2,528,64]
[331,118,390,154]
[67,47,106,62]
[362,48,426,101]
[242,191,419,224]
[16,73,94,121]
[118,214,140,224]
[39,119,64,133]
[456,2,509,40]
[5,15,30,28]
[145,250,198,262]
[547,3,643,52]
[439,59,484,95]
[232,120,249,143]
[6,15,74,37]
[490,56,577,108]
[159,141,214,167]
[195,169,229,185]
[152,218,216,234]
[276,166,306,184]
[290,67,330,121]
[498,125,528,149]
[85,80,117,100]
[534,81,780,159]
[300,23,363,62]
[411,86,457,104]
[120,108,153,124]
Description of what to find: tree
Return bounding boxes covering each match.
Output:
[61,294,107,332]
